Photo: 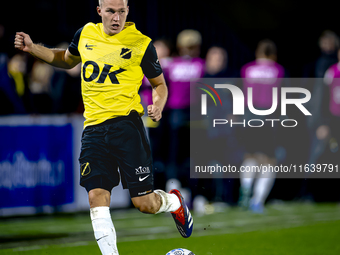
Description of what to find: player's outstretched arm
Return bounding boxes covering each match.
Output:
[14,32,80,69]
[148,73,168,122]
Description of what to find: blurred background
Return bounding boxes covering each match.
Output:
[0,0,339,218]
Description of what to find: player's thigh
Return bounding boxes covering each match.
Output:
[114,117,152,165]
[79,125,120,192]
[108,113,154,197]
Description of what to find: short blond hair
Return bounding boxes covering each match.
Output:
[177,29,202,48]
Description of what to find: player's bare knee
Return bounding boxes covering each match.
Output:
[88,188,111,208]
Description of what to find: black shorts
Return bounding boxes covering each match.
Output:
[79,111,154,198]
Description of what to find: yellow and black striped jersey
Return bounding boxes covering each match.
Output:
[68,22,162,128]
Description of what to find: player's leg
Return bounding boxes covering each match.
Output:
[130,190,179,214]
[248,123,277,213]
[251,171,276,212]
[249,122,279,212]
[85,181,119,255]
[113,112,193,237]
[88,187,118,255]
[239,154,258,208]
[88,188,111,208]
[121,155,193,237]
[79,124,120,255]
[238,115,259,209]
[130,189,193,238]
[250,154,276,213]
[125,172,192,238]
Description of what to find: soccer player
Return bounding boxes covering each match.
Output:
[14,0,193,254]
[239,39,285,213]
[315,48,340,158]
[162,29,205,186]
[204,46,239,78]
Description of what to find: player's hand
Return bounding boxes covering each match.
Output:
[14,32,33,53]
[147,105,162,122]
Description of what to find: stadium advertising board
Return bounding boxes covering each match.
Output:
[0,119,73,213]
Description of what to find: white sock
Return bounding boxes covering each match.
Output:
[90,206,119,255]
[241,178,254,191]
[252,168,276,205]
[154,189,181,214]
[240,158,258,190]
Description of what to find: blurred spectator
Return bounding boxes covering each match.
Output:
[304,32,340,153]
[204,46,239,78]
[323,48,340,130]
[298,33,339,204]
[305,31,339,131]
[162,29,205,189]
[6,42,82,115]
[29,59,54,113]
[0,52,26,115]
[310,48,340,164]
[316,30,339,78]
[304,30,339,78]
[50,43,82,114]
[140,39,173,112]
[140,39,173,190]
[153,39,173,61]
[308,49,340,164]
[200,46,242,205]
[0,54,26,115]
[238,39,285,213]
[8,54,27,98]
[299,48,340,202]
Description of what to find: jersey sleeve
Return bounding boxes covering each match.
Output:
[140,41,163,79]
[68,27,84,56]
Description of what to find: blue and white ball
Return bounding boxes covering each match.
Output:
[166,248,195,255]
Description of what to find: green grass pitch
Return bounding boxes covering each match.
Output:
[0,202,340,255]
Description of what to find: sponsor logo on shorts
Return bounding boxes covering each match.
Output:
[139,175,150,182]
[135,166,150,175]
[138,189,152,196]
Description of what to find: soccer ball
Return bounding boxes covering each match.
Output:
[166,248,195,255]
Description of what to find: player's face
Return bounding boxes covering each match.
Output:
[97,0,129,36]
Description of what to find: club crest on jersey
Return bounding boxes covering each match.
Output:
[120,48,132,59]
[135,166,150,175]
[81,162,91,176]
